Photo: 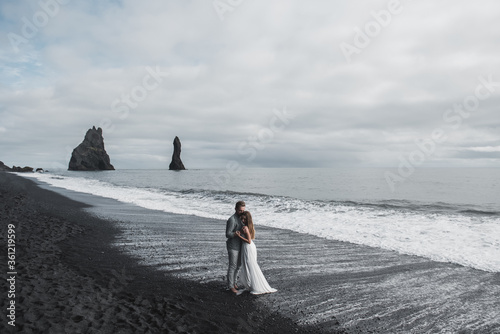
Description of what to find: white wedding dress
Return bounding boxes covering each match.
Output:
[239,241,277,295]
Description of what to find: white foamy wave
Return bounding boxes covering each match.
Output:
[21,172,500,272]
[21,172,229,219]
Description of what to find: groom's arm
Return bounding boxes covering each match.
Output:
[226,216,237,239]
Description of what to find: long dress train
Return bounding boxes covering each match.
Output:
[239,241,277,295]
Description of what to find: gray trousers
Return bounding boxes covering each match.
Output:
[227,246,241,289]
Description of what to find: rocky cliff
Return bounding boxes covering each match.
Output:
[68,126,115,171]
[0,161,34,172]
[0,161,12,171]
[169,136,186,170]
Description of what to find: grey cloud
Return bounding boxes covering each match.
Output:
[1,0,500,169]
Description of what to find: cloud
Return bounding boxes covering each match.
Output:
[1,0,500,169]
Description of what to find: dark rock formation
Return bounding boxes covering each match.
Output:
[36,168,44,173]
[0,161,12,171]
[69,126,115,171]
[1,161,34,172]
[169,136,186,170]
[12,166,34,172]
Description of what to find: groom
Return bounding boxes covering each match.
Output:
[225,200,246,294]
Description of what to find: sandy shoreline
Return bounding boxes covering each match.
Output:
[0,172,324,333]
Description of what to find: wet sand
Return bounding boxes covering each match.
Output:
[2,171,500,333]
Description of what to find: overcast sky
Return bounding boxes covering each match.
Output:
[1,0,499,169]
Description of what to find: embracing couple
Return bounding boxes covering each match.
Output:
[225,201,277,295]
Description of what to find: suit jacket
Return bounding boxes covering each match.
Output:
[226,213,243,250]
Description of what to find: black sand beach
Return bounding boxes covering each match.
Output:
[0,172,324,333]
[2,171,500,333]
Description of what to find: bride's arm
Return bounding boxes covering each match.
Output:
[235,229,252,244]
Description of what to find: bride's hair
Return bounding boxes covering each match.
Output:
[243,211,255,240]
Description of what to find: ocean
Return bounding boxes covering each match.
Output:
[21,167,500,273]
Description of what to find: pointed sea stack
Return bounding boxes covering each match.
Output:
[169,136,186,170]
[68,126,115,171]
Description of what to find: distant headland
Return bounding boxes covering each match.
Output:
[0,161,37,173]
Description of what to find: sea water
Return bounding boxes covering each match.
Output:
[21,168,500,273]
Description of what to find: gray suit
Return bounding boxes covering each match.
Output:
[226,213,243,288]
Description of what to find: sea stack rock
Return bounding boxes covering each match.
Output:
[68,126,115,171]
[169,136,186,170]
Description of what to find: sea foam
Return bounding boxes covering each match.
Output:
[21,172,500,273]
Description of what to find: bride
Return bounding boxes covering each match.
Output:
[235,211,277,295]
